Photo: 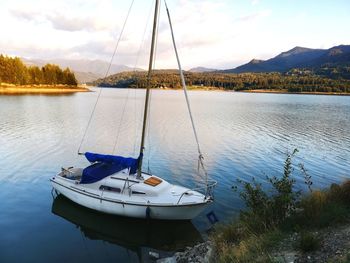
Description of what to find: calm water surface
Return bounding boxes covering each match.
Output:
[0,89,349,262]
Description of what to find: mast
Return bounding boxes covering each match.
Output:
[137,0,160,177]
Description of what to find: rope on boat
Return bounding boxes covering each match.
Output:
[77,0,135,154]
[164,0,209,188]
[112,88,131,154]
[115,1,156,156]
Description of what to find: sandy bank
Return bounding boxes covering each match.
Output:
[0,84,90,95]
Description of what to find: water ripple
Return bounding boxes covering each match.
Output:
[0,90,349,221]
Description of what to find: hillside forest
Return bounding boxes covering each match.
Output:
[93,68,350,93]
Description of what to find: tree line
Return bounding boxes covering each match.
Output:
[0,55,77,86]
[93,69,350,93]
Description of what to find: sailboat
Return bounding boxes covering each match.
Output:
[50,0,216,220]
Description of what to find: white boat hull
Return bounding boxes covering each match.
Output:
[51,169,212,220]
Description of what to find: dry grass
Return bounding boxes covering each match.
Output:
[211,180,350,263]
[211,226,283,263]
[298,182,350,228]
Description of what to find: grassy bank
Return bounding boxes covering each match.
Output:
[0,83,90,95]
[210,151,350,262]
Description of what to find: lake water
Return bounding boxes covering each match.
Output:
[0,89,349,262]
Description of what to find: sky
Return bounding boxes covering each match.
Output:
[1,0,350,70]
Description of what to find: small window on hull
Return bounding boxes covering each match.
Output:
[99,185,121,193]
[132,191,146,195]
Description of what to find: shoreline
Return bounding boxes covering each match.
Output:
[239,89,350,96]
[0,84,90,95]
[92,86,350,96]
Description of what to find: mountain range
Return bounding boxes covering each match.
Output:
[189,67,218,73]
[21,44,350,83]
[220,45,350,74]
[22,58,143,83]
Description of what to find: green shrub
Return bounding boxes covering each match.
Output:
[301,190,328,219]
[298,183,350,228]
[211,148,350,263]
[329,181,350,204]
[297,232,320,252]
[235,149,308,232]
[315,203,349,228]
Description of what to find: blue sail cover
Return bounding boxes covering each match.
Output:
[81,152,139,184]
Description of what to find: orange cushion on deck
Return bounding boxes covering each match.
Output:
[144,176,162,187]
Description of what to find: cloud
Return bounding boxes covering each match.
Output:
[10,8,41,21]
[2,0,349,70]
[4,0,275,69]
[46,13,106,32]
[6,0,264,69]
[252,0,260,6]
[0,41,70,59]
[10,6,115,32]
[151,0,274,69]
[235,10,272,23]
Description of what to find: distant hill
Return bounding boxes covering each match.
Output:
[90,68,350,94]
[189,67,217,73]
[73,71,103,84]
[304,45,350,67]
[22,58,143,83]
[222,45,350,73]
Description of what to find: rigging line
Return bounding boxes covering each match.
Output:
[164,0,208,184]
[132,0,155,72]
[77,0,135,154]
[112,88,131,154]
[104,0,135,80]
[132,0,155,155]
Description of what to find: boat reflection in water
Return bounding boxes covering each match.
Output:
[52,195,203,258]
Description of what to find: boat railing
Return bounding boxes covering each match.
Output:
[176,180,217,204]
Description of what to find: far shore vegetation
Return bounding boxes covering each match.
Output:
[0,54,89,94]
[92,68,350,95]
[210,149,350,262]
[2,53,349,95]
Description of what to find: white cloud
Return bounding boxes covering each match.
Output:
[45,14,104,32]
[10,8,41,21]
[10,5,117,32]
[252,0,260,6]
[235,9,271,23]
[152,0,274,69]
[0,0,349,70]
[0,0,275,69]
